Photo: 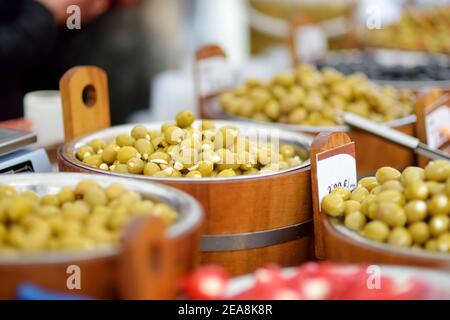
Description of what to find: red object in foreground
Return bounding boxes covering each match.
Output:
[183,265,229,300]
[184,262,443,300]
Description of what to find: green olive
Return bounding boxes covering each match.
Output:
[426,181,445,196]
[7,197,33,222]
[404,180,429,201]
[76,145,94,161]
[344,211,366,231]
[381,180,404,192]
[164,126,184,145]
[424,160,450,182]
[197,160,214,177]
[425,239,438,251]
[135,139,154,157]
[331,187,351,201]
[75,180,99,196]
[401,166,424,186]
[321,193,345,217]
[186,171,202,178]
[376,190,405,206]
[116,134,136,147]
[58,187,75,204]
[126,157,145,174]
[358,177,378,191]
[102,144,119,165]
[217,169,236,177]
[40,195,60,207]
[436,233,450,253]
[428,194,450,216]
[83,155,103,168]
[83,188,107,207]
[408,222,430,245]
[117,146,138,164]
[143,162,160,176]
[360,194,376,216]
[350,187,369,203]
[131,125,148,140]
[388,227,412,247]
[176,110,195,128]
[405,200,427,223]
[112,164,128,174]
[343,200,361,216]
[429,215,449,237]
[363,221,390,242]
[376,167,401,184]
[376,202,406,227]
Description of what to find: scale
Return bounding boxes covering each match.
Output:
[0,128,52,174]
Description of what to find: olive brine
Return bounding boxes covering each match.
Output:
[76,111,306,178]
[321,161,450,253]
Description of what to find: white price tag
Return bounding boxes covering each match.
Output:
[197,56,234,97]
[295,25,327,63]
[316,143,357,210]
[425,105,450,149]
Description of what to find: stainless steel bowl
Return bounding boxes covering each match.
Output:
[205,96,417,134]
[60,120,314,183]
[0,173,203,264]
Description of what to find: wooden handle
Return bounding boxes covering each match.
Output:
[310,132,353,259]
[288,13,320,66]
[118,216,177,300]
[194,44,228,118]
[59,66,111,142]
[415,88,450,166]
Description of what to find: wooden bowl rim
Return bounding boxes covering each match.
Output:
[60,120,314,184]
[0,173,203,265]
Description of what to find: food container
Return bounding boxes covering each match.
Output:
[248,0,356,54]
[315,49,450,91]
[57,66,324,276]
[196,44,417,175]
[310,132,450,269]
[0,173,203,299]
[225,264,450,299]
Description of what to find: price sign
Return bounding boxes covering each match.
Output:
[197,56,234,97]
[425,105,450,150]
[316,142,357,210]
[295,25,327,63]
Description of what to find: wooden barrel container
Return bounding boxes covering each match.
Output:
[195,45,417,176]
[0,173,203,299]
[309,132,450,269]
[57,66,321,276]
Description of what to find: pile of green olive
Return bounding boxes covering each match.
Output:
[219,65,414,126]
[0,180,177,253]
[76,111,306,177]
[321,160,450,253]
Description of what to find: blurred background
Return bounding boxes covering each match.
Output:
[1,0,450,135]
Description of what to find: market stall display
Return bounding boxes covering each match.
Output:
[58,66,319,275]
[185,263,450,300]
[315,49,450,90]
[196,44,417,175]
[310,132,450,268]
[359,6,450,55]
[0,173,203,299]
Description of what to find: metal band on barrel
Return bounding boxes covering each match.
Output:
[200,219,313,252]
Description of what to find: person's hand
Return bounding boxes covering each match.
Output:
[36,0,111,25]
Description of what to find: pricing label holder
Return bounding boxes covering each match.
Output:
[415,88,450,166]
[310,132,355,259]
[194,44,234,118]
